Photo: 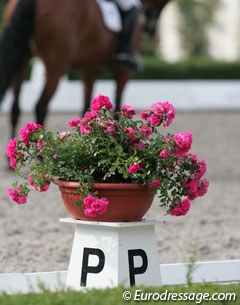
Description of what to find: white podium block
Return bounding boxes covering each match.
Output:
[60,218,163,290]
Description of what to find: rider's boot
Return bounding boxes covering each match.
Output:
[114,7,141,69]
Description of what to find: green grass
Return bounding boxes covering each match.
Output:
[0,283,239,305]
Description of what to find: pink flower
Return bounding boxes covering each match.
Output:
[146,114,160,127]
[101,119,116,135]
[173,132,192,156]
[151,101,175,127]
[141,110,151,119]
[184,175,209,200]
[121,105,136,118]
[91,94,113,111]
[82,110,98,120]
[92,198,108,215]
[6,138,17,157]
[128,163,141,174]
[59,131,71,138]
[19,122,43,146]
[159,149,170,159]
[80,123,92,134]
[139,125,152,139]
[36,139,42,150]
[84,209,97,217]
[68,118,81,128]
[170,199,190,216]
[147,179,161,189]
[83,194,96,209]
[125,127,137,141]
[197,178,209,197]
[83,195,109,217]
[6,138,18,169]
[198,159,207,178]
[28,176,50,192]
[6,185,28,204]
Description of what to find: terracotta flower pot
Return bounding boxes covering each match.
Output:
[54,180,154,222]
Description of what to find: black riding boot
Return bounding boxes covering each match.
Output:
[115,7,139,69]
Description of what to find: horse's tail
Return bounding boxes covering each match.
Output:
[0,0,36,103]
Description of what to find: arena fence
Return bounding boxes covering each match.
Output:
[0,260,240,294]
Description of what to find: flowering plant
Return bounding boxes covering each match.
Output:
[6,94,209,217]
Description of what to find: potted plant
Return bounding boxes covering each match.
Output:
[6,94,209,221]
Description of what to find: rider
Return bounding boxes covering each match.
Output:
[112,0,142,68]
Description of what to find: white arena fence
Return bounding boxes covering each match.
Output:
[0,260,240,294]
[1,59,240,113]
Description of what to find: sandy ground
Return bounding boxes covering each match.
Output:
[0,110,240,273]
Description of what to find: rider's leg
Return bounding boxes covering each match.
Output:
[115,6,139,68]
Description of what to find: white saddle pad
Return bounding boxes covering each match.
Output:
[96,0,122,33]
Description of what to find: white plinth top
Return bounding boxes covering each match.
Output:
[59,218,168,227]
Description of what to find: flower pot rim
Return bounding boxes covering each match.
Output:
[54,179,149,190]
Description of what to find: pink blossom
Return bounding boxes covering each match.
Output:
[147,179,161,189]
[121,105,136,118]
[84,209,97,217]
[197,178,209,197]
[159,149,170,159]
[189,153,197,164]
[68,118,81,128]
[83,194,96,209]
[139,125,152,139]
[59,131,71,138]
[173,132,192,156]
[6,185,28,204]
[36,139,42,150]
[6,138,17,157]
[19,122,43,146]
[125,127,137,141]
[198,159,207,178]
[36,139,44,156]
[83,195,109,217]
[92,198,108,215]
[6,138,18,169]
[101,119,116,135]
[128,163,141,174]
[184,175,209,200]
[28,176,50,192]
[184,175,199,200]
[91,94,113,111]
[82,110,98,120]
[80,123,92,134]
[170,199,190,216]
[151,101,175,127]
[140,110,151,120]
[146,114,160,127]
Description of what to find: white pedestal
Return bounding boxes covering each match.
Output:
[60,218,163,290]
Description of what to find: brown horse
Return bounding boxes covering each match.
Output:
[0,0,170,137]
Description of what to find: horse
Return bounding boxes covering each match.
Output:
[0,0,170,138]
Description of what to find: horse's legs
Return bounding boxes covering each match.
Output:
[81,72,96,115]
[10,67,26,138]
[114,68,133,112]
[35,70,61,125]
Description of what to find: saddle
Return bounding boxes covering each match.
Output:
[96,0,122,32]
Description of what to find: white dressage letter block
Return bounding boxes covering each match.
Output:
[60,218,162,290]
